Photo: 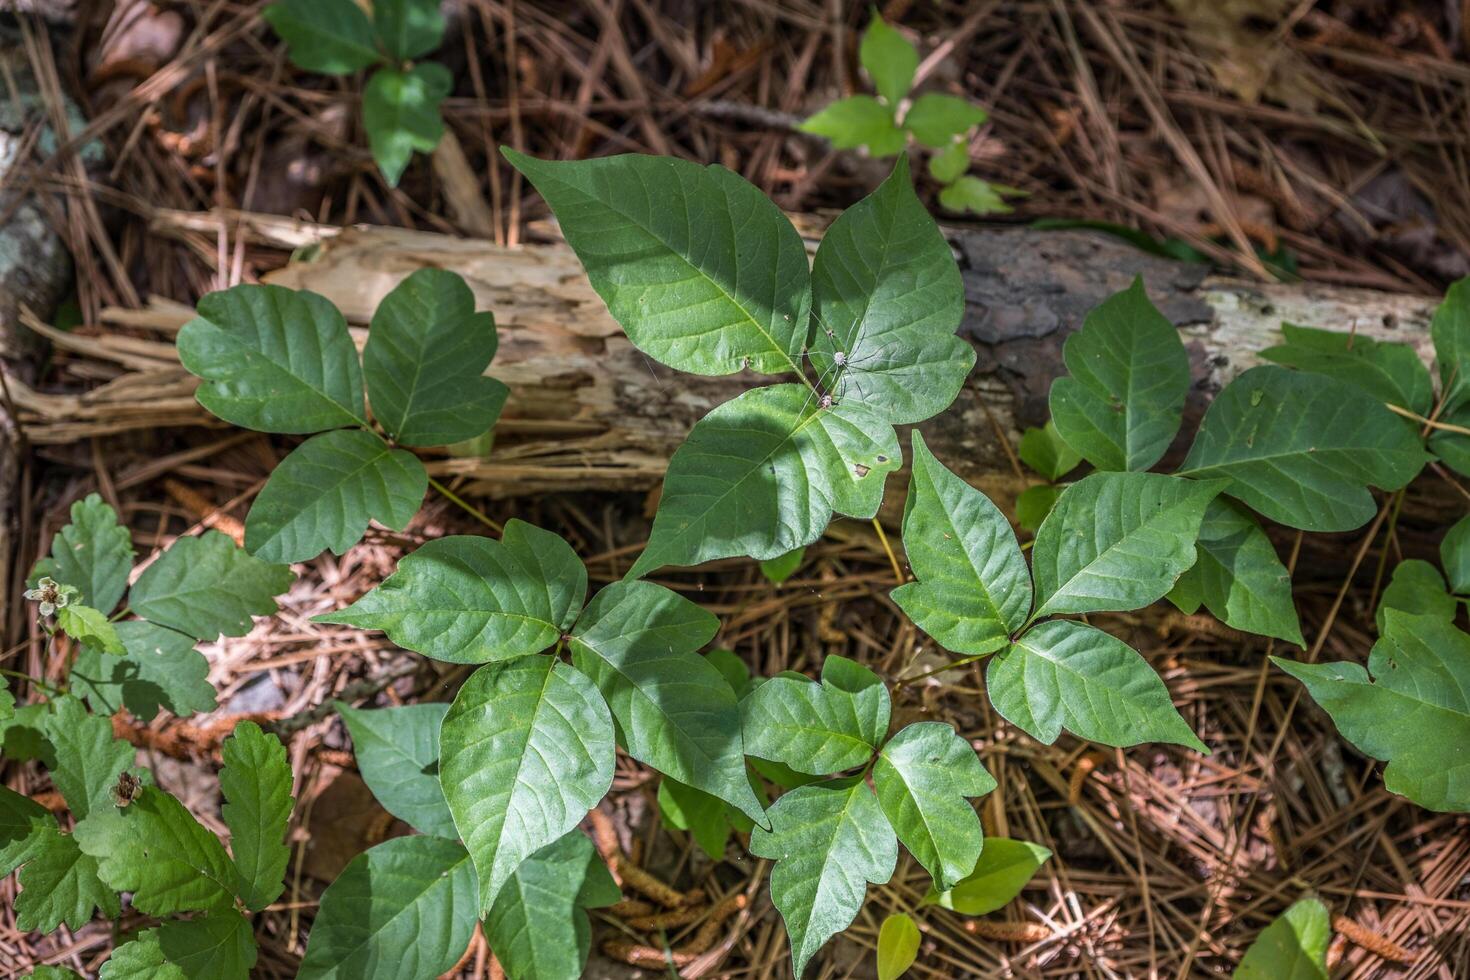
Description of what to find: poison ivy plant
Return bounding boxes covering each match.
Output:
[263,0,450,184]
[1233,896,1330,980]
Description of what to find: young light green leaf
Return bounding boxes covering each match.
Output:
[1274,611,1470,812]
[373,0,444,60]
[56,604,123,655]
[30,493,133,613]
[179,284,366,433]
[69,621,216,722]
[100,930,186,980]
[484,831,620,980]
[808,156,975,425]
[1018,421,1082,482]
[873,722,995,890]
[43,696,133,820]
[1179,366,1428,532]
[364,268,508,447]
[220,721,293,911]
[570,580,765,823]
[244,429,427,563]
[749,778,897,977]
[298,836,477,980]
[860,13,917,106]
[1234,896,1330,980]
[1261,323,1433,417]
[1048,278,1190,472]
[75,786,238,915]
[903,93,986,148]
[1431,277,1470,414]
[336,701,455,838]
[628,384,900,578]
[1031,472,1224,618]
[150,915,257,980]
[27,968,85,980]
[936,176,1014,215]
[364,62,451,187]
[893,431,1030,656]
[263,0,381,75]
[989,620,1206,751]
[504,149,811,377]
[130,531,294,641]
[928,139,969,183]
[1015,484,1059,533]
[440,656,615,911]
[798,96,907,155]
[1167,499,1303,645]
[1441,513,1470,594]
[876,913,921,980]
[761,546,806,585]
[317,521,586,663]
[742,654,890,775]
[924,837,1051,915]
[1375,559,1455,632]
[658,777,738,859]
[15,825,119,932]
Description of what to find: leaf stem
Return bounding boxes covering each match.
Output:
[0,666,63,697]
[428,476,503,534]
[895,652,989,688]
[1384,401,1470,436]
[871,518,905,584]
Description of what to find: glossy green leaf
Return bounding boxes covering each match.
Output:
[798,96,906,155]
[298,836,477,980]
[628,384,900,577]
[373,0,444,60]
[570,580,765,823]
[860,13,917,106]
[1375,559,1455,632]
[1048,278,1190,472]
[1441,513,1470,594]
[179,284,366,433]
[1274,610,1470,811]
[1261,323,1433,416]
[873,722,994,890]
[504,149,811,377]
[336,701,455,837]
[318,521,586,663]
[1431,277,1470,414]
[937,176,1013,215]
[130,531,294,641]
[1179,366,1428,532]
[742,654,890,775]
[1018,421,1082,481]
[43,696,134,820]
[245,429,427,563]
[924,837,1051,915]
[69,621,216,722]
[440,656,615,911]
[220,721,293,911]
[1031,472,1224,618]
[15,824,118,932]
[57,604,123,655]
[761,546,805,584]
[876,913,921,980]
[363,62,450,187]
[893,431,1030,656]
[903,93,986,148]
[485,831,620,980]
[1167,499,1303,645]
[30,493,133,613]
[1015,484,1059,533]
[1234,896,1329,980]
[263,0,381,75]
[808,157,975,425]
[928,139,969,183]
[749,778,897,977]
[989,620,1206,750]
[364,267,508,446]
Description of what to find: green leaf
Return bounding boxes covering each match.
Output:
[1441,514,1470,594]
[31,968,87,980]
[43,696,134,820]
[75,786,238,915]
[1261,323,1433,416]
[1431,419,1470,480]
[937,176,1013,215]
[336,701,455,837]
[1234,897,1330,980]
[658,777,737,859]
[179,284,366,433]
[1179,365,1428,532]
[1431,277,1470,415]
[263,0,381,75]
[798,96,907,155]
[440,656,615,911]
[372,0,444,60]
[1018,421,1081,481]
[503,149,811,377]
[761,546,806,584]
[903,93,986,148]
[928,139,968,183]
[893,431,1030,656]
[860,12,917,106]
[57,604,123,655]
[628,384,900,577]
[1,702,54,765]
[876,913,921,980]
[1015,484,1059,533]
[873,722,994,890]
[298,836,477,980]
[748,777,897,977]
[1274,611,1470,811]
[0,784,52,875]
[245,429,427,563]
[485,831,620,980]
[1048,278,1190,472]
[29,493,133,613]
[318,521,586,663]
[742,654,889,775]
[1031,472,1224,618]
[989,620,1206,750]
[101,930,186,980]
[69,621,216,721]
[220,721,293,911]
[15,825,119,932]
[569,580,765,823]
[152,915,257,980]
[924,837,1051,915]
[365,62,450,188]
[707,648,753,698]
[1375,559,1455,632]
[130,531,294,640]
[808,157,975,425]
[364,268,508,447]
[1167,499,1303,645]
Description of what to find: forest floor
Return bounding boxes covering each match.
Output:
[4,1,1470,977]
